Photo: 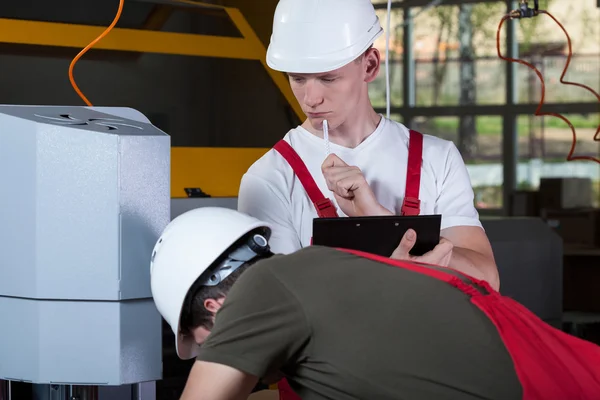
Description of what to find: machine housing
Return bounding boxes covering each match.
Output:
[0,106,169,386]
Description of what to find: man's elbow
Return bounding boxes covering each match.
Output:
[485,262,500,292]
[452,247,500,291]
[479,252,500,292]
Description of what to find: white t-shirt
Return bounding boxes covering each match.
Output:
[238,117,482,255]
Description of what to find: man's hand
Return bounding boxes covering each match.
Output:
[321,154,391,217]
[180,361,258,400]
[391,229,454,267]
[391,228,496,285]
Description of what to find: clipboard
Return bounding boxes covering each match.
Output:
[312,215,442,257]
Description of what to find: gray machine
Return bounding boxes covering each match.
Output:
[171,197,237,220]
[0,106,170,399]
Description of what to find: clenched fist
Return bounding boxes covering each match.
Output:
[321,154,391,217]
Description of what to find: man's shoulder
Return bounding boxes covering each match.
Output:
[381,118,455,152]
[381,119,460,172]
[243,128,305,182]
[240,127,321,200]
[246,246,334,273]
[244,246,365,286]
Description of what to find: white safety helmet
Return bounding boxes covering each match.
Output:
[266,0,384,73]
[150,207,272,360]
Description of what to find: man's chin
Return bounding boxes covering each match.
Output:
[307,118,331,131]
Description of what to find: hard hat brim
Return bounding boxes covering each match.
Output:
[266,24,383,74]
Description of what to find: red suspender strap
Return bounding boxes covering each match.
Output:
[401,130,423,216]
[273,140,339,218]
[276,378,299,400]
[338,248,462,286]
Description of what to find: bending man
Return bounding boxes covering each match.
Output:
[150,207,600,400]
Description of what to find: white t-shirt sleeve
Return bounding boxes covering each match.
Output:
[435,142,483,230]
[237,173,303,255]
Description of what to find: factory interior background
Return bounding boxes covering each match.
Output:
[0,0,598,399]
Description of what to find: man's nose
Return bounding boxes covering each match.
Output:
[304,81,324,108]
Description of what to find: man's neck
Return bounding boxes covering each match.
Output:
[302,107,383,149]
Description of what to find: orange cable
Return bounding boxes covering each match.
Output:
[69,0,125,107]
[496,11,600,165]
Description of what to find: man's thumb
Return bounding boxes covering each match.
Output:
[391,229,416,259]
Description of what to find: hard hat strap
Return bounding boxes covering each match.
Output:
[200,233,270,287]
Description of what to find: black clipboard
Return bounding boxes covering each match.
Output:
[312,215,442,257]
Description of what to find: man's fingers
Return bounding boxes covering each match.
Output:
[418,240,454,265]
[391,229,417,259]
[321,153,348,171]
[331,177,359,199]
[325,169,363,193]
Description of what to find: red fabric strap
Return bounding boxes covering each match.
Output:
[338,247,482,288]
[401,129,423,216]
[277,379,298,400]
[273,140,339,218]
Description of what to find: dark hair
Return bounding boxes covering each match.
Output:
[179,262,252,333]
[179,229,272,334]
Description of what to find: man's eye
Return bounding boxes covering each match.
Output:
[321,78,336,83]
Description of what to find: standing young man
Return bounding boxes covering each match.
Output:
[237,0,499,290]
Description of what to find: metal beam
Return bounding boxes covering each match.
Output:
[142,4,175,31]
[223,8,305,121]
[402,6,415,128]
[171,147,269,198]
[375,102,600,117]
[132,0,225,11]
[373,0,502,9]
[502,0,518,215]
[0,18,256,60]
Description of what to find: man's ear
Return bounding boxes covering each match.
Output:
[204,297,225,314]
[363,47,381,83]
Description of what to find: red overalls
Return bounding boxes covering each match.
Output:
[271,131,600,399]
[271,129,424,400]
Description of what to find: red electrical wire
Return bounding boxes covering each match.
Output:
[497,10,600,165]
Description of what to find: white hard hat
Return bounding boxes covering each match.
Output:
[150,207,272,360]
[266,0,384,73]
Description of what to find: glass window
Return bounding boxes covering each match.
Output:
[515,0,600,104]
[390,113,403,123]
[369,8,403,108]
[516,112,600,206]
[411,2,507,107]
[411,115,504,209]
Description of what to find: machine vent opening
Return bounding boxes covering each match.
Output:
[34,113,144,131]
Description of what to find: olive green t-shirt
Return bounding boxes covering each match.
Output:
[197,246,522,400]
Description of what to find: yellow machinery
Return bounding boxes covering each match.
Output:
[0,0,302,198]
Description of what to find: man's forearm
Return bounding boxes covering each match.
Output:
[180,361,258,400]
[449,247,500,291]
